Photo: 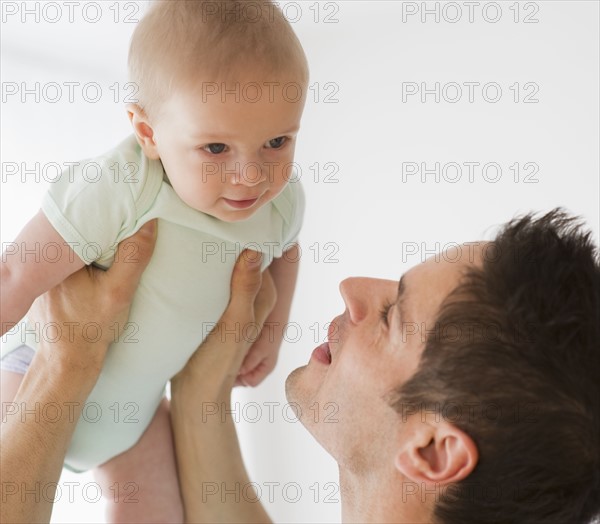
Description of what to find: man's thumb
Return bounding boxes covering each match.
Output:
[228,250,263,313]
[107,219,158,291]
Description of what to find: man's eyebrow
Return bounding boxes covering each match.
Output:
[394,275,408,325]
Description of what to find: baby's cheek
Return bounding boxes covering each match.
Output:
[268,158,290,185]
[270,171,291,199]
[180,176,219,212]
[200,173,225,198]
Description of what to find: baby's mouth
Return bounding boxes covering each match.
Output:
[222,197,259,209]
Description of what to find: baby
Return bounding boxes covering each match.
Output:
[0,1,308,521]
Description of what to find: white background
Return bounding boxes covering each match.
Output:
[1,1,598,522]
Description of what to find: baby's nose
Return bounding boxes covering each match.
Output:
[230,161,266,186]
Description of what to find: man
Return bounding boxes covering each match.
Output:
[2,209,599,523]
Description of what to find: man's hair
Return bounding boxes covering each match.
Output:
[128,0,309,120]
[395,208,600,524]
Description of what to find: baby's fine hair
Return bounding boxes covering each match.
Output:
[128,0,309,120]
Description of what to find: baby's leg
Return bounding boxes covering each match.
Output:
[94,397,184,523]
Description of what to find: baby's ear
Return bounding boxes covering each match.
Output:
[126,103,160,160]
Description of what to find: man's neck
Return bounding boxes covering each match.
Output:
[338,465,433,523]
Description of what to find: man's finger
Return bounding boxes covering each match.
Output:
[104,219,158,298]
[254,268,277,327]
[226,250,264,317]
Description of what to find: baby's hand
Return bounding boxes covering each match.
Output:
[235,336,279,387]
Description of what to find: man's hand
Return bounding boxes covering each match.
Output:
[1,220,157,524]
[27,219,158,368]
[235,245,300,388]
[170,249,277,524]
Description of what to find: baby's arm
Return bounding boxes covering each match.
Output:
[1,210,85,337]
[236,244,300,387]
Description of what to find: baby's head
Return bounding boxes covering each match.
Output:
[127,0,309,222]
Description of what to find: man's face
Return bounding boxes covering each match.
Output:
[286,244,485,472]
[148,75,306,222]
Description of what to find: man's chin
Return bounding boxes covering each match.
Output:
[285,365,320,427]
[284,365,306,405]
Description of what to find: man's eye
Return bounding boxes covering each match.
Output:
[379,301,393,327]
[265,137,287,149]
[203,143,227,154]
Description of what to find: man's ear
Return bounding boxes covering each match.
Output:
[126,103,160,160]
[395,418,478,486]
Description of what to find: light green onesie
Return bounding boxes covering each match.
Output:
[1,135,304,472]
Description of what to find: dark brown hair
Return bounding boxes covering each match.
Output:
[396,208,600,523]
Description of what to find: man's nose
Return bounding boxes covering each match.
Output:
[339,277,370,324]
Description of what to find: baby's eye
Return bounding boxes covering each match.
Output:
[265,137,287,149]
[203,143,227,154]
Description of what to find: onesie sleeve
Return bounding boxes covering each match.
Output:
[41,154,138,267]
[281,178,306,249]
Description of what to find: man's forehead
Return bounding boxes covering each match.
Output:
[397,242,487,324]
